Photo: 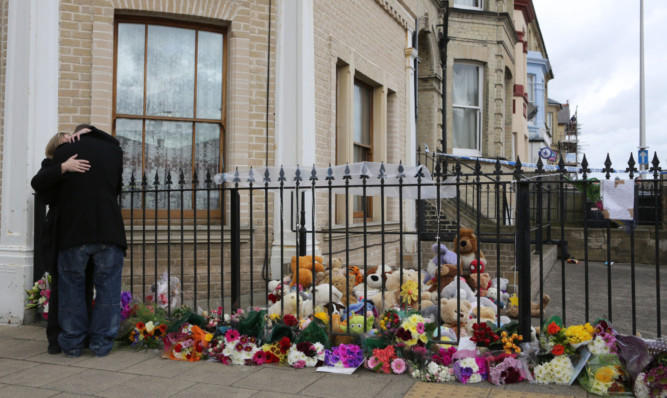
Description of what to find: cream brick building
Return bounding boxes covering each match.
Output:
[0,0,557,323]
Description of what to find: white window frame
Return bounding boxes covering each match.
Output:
[547,112,553,133]
[527,74,535,104]
[453,0,483,10]
[452,62,483,157]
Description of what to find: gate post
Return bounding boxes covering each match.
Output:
[516,180,532,341]
[231,188,241,311]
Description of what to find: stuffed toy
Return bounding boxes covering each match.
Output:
[290,255,325,288]
[424,242,459,284]
[438,279,497,311]
[369,269,433,312]
[439,297,472,337]
[353,264,392,301]
[472,306,496,324]
[268,291,302,316]
[267,276,294,304]
[453,227,487,275]
[339,313,374,334]
[312,283,343,306]
[468,271,492,297]
[330,313,355,345]
[339,300,378,322]
[348,265,364,286]
[502,294,551,318]
[319,271,358,306]
[486,287,509,309]
[148,271,181,310]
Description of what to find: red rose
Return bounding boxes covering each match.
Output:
[551,344,565,356]
[174,344,182,353]
[547,322,561,335]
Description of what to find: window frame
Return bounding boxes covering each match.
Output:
[352,79,374,220]
[112,16,227,220]
[453,0,483,10]
[452,62,483,156]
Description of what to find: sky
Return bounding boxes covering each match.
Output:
[533,0,667,175]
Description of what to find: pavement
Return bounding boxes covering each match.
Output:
[1,260,661,397]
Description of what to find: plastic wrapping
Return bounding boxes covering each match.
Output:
[577,354,633,396]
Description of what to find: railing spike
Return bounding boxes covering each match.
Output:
[310,164,318,182]
[603,153,614,179]
[650,152,661,179]
[626,153,637,179]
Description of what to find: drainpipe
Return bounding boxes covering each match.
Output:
[437,1,450,155]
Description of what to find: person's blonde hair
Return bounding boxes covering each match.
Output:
[45,132,70,159]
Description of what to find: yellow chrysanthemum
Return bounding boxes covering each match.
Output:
[313,311,329,325]
[594,366,618,384]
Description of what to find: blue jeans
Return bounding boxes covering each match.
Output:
[58,243,123,357]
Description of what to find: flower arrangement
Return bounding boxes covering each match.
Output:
[588,320,618,355]
[257,336,291,364]
[431,345,457,366]
[128,320,167,350]
[541,321,575,356]
[378,309,402,342]
[324,344,364,368]
[470,322,500,348]
[120,291,133,321]
[634,355,667,398]
[287,342,325,368]
[163,323,210,362]
[485,352,530,385]
[202,306,229,332]
[410,360,454,382]
[365,345,406,374]
[25,272,51,319]
[533,354,574,384]
[452,351,488,384]
[395,314,431,347]
[564,323,594,347]
[218,329,261,365]
[500,331,523,354]
[578,354,630,396]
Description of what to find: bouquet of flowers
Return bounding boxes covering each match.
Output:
[217,328,261,365]
[452,350,488,384]
[563,323,594,349]
[119,291,133,321]
[256,336,291,364]
[408,345,457,382]
[395,314,432,348]
[588,320,619,355]
[378,309,402,342]
[470,322,500,349]
[485,352,531,385]
[533,354,574,384]
[365,345,407,374]
[287,342,325,368]
[578,354,631,396]
[324,344,364,368]
[162,323,210,362]
[202,306,229,332]
[127,320,167,350]
[25,272,51,319]
[634,353,667,398]
[541,320,575,356]
[500,331,524,354]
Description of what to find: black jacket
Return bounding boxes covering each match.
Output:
[50,128,127,251]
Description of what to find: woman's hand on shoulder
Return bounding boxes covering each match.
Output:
[63,128,91,143]
[61,154,90,174]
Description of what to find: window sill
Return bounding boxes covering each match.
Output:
[124,224,252,244]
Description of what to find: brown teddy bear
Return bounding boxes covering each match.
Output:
[319,272,357,306]
[290,255,325,288]
[370,269,433,312]
[468,271,492,297]
[453,227,487,275]
[439,297,472,337]
[503,294,551,318]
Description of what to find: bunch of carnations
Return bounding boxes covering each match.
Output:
[324,344,364,368]
[452,350,488,384]
[163,323,210,362]
[578,354,630,396]
[485,352,530,385]
[540,321,574,356]
[365,345,407,374]
[533,354,574,384]
[395,314,430,347]
[25,272,51,319]
[470,322,500,348]
[287,342,325,368]
[634,361,667,398]
[588,320,618,355]
[218,329,260,365]
[431,345,457,366]
[128,320,167,350]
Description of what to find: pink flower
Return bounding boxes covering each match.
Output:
[225,329,240,343]
[367,357,379,369]
[416,322,425,334]
[391,358,406,374]
[293,360,306,369]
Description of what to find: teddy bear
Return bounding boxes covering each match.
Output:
[353,264,392,301]
[312,283,343,307]
[290,255,325,288]
[424,242,459,284]
[468,271,492,297]
[437,279,497,312]
[453,227,487,275]
[369,269,433,312]
[502,294,551,318]
[439,297,472,337]
[268,291,302,316]
[472,306,496,324]
[486,287,509,309]
[319,272,358,306]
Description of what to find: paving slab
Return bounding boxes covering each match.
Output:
[0,338,48,359]
[73,347,155,371]
[50,393,97,398]
[0,363,86,388]
[231,366,324,394]
[298,370,390,398]
[0,383,61,397]
[40,368,137,395]
[372,375,418,398]
[179,359,261,385]
[96,374,195,398]
[121,355,199,378]
[0,357,41,377]
[501,381,589,397]
[170,382,258,398]
[0,324,46,340]
[27,351,92,366]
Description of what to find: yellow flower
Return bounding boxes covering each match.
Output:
[145,321,155,333]
[400,280,419,304]
[594,366,618,384]
[205,333,213,342]
[314,311,329,325]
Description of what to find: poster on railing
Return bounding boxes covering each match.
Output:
[601,179,635,220]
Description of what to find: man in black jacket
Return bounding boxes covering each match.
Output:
[52,125,127,358]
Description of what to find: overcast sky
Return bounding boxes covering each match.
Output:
[533,0,667,175]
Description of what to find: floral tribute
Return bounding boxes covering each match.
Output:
[217,329,261,365]
[120,291,133,322]
[287,342,325,368]
[563,323,594,348]
[634,361,667,398]
[541,320,575,356]
[378,309,402,342]
[364,345,406,374]
[485,352,531,385]
[163,323,210,362]
[578,354,630,396]
[588,320,619,355]
[25,272,51,320]
[128,321,167,350]
[533,354,574,384]
[452,350,488,384]
[257,337,292,364]
[395,314,431,347]
[500,331,523,354]
[470,322,500,348]
[203,306,229,332]
[324,344,364,368]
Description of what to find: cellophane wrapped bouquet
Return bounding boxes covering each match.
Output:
[578,353,632,396]
[452,349,488,384]
[364,345,407,375]
[485,351,532,385]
